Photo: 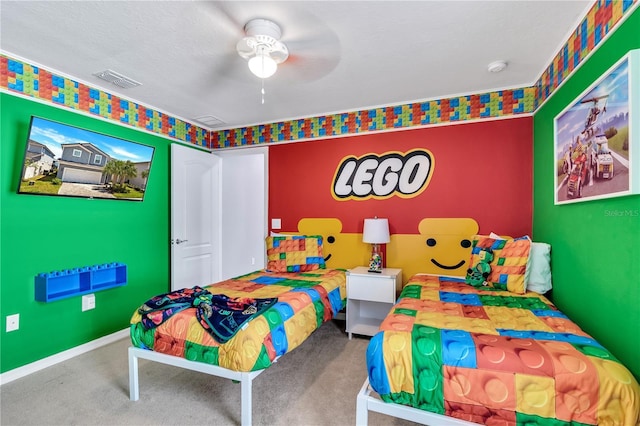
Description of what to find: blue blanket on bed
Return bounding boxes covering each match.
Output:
[138,286,277,343]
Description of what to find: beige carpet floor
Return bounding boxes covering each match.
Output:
[1,320,418,426]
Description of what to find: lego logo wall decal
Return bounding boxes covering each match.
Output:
[332,149,434,200]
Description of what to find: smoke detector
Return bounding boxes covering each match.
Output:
[487,61,508,73]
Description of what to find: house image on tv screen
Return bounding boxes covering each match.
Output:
[23,140,56,179]
[18,116,155,201]
[57,143,112,184]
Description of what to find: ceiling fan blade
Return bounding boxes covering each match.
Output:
[279,32,341,82]
[211,51,249,81]
[279,53,340,82]
[205,1,245,38]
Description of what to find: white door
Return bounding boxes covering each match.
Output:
[171,143,220,291]
[218,147,268,279]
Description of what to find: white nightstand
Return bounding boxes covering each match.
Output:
[346,266,402,339]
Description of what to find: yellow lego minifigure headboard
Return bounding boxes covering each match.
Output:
[387,218,479,283]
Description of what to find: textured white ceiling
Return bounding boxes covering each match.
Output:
[1,1,592,129]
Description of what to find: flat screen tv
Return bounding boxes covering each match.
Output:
[17,116,155,201]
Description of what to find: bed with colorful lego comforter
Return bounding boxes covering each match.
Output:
[364,274,640,425]
[130,268,346,372]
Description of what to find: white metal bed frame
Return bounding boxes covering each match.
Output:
[129,346,267,426]
[356,378,479,426]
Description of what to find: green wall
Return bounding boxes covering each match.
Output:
[1,93,170,373]
[533,9,640,380]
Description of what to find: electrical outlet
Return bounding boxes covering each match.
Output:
[82,294,96,311]
[6,314,19,332]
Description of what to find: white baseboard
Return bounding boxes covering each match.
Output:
[0,328,129,385]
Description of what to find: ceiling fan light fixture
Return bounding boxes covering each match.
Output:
[237,18,288,79]
[248,50,278,79]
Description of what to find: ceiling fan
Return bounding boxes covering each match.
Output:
[208,2,341,84]
[236,18,289,79]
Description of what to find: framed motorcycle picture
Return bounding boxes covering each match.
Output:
[553,48,639,205]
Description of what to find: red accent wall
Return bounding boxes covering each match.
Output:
[269,117,533,236]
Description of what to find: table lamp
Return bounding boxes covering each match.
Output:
[363,217,390,273]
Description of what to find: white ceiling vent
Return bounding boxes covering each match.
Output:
[93,69,142,89]
[194,115,226,128]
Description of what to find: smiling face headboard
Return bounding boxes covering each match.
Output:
[285,217,479,283]
[387,218,479,283]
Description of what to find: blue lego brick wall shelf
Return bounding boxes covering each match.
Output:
[35,262,127,302]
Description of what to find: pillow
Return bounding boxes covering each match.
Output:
[265,235,326,273]
[489,232,552,294]
[469,235,531,294]
[525,242,552,294]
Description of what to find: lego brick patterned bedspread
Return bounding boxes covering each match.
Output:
[366,274,640,425]
[130,268,346,372]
